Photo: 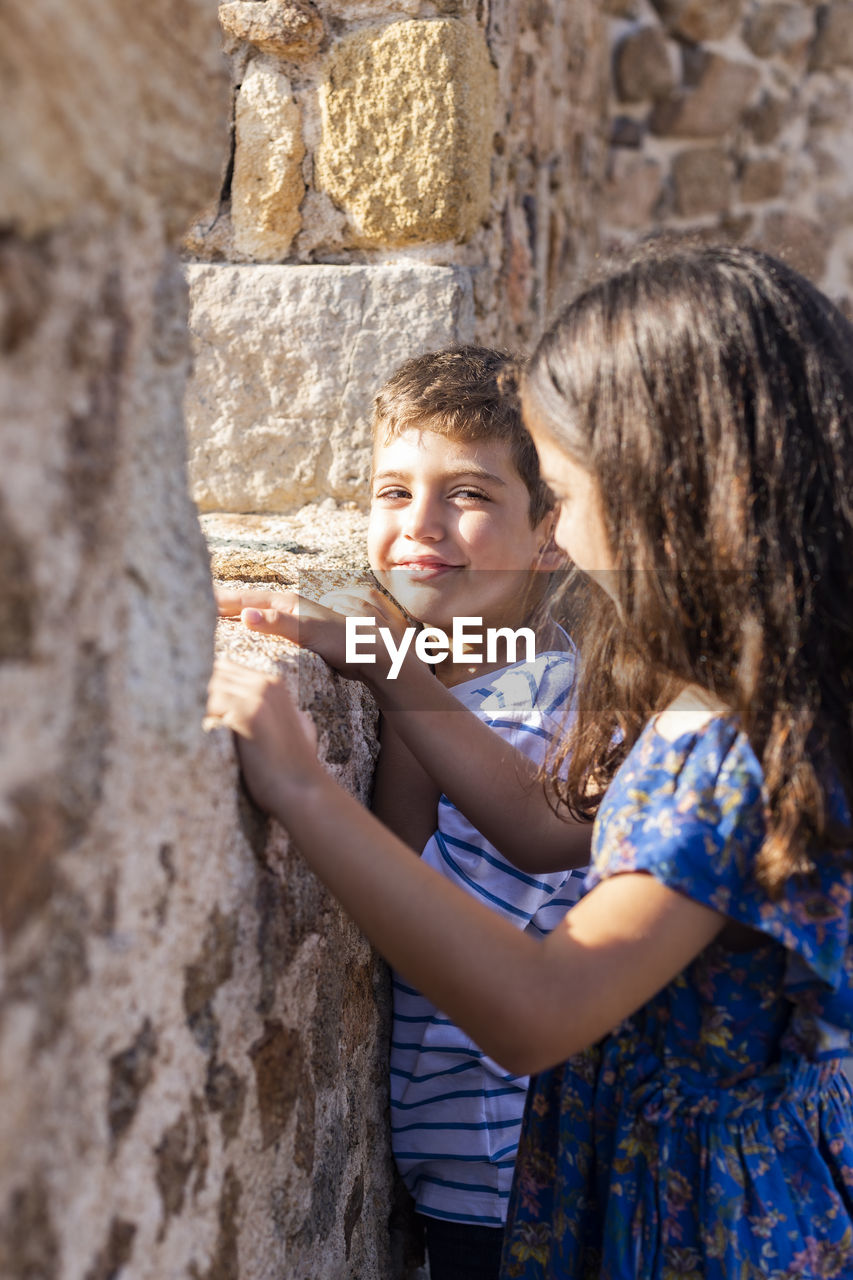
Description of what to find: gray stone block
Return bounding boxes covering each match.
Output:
[184,263,476,513]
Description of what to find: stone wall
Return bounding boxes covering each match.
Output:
[184,0,610,513]
[185,0,853,520]
[0,3,396,1278]
[601,0,853,308]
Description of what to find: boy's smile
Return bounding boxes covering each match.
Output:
[368,428,557,639]
[391,555,462,577]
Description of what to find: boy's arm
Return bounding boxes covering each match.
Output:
[372,717,440,854]
[374,657,592,873]
[216,587,592,873]
[317,586,439,853]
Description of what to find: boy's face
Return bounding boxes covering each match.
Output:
[368,427,555,633]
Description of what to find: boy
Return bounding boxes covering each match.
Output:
[314,348,587,1279]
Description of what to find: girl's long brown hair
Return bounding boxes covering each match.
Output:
[525,245,853,893]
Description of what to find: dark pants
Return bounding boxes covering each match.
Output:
[419,1215,505,1280]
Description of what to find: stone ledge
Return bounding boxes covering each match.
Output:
[202,506,370,589]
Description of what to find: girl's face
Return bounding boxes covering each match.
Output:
[526,425,616,595]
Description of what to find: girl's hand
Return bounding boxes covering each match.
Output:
[215,585,411,683]
[206,658,321,819]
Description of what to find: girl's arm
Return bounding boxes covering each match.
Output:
[208,660,725,1075]
[215,587,592,873]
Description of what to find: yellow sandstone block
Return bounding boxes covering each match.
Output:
[232,60,306,259]
[316,20,497,246]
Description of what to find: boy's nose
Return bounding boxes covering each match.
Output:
[404,496,444,541]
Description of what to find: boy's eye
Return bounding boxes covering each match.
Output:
[451,487,491,502]
[374,486,411,501]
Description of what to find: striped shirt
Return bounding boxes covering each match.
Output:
[390,645,586,1227]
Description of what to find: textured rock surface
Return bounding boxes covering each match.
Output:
[232,60,306,260]
[649,0,743,43]
[599,0,853,308]
[603,153,664,227]
[810,2,853,70]
[672,147,732,218]
[743,3,814,63]
[0,0,228,239]
[186,0,610,350]
[650,52,761,138]
[739,154,786,203]
[219,0,325,58]
[755,209,829,282]
[0,1,395,1276]
[184,263,476,512]
[614,26,675,103]
[316,19,497,246]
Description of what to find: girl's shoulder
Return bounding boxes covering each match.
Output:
[591,707,766,901]
[652,686,731,743]
[613,699,761,809]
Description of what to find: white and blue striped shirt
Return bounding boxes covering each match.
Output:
[390,645,586,1227]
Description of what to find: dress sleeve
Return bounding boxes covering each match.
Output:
[585,719,853,996]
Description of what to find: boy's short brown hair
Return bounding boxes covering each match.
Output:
[372,346,553,526]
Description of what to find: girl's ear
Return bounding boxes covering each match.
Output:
[535,513,567,571]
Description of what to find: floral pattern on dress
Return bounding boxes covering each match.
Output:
[503,717,853,1279]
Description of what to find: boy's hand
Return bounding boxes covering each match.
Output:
[215,585,409,681]
[317,585,409,629]
[207,658,321,817]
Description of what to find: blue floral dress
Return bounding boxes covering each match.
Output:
[502,717,853,1279]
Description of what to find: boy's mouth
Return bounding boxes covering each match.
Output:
[390,559,462,578]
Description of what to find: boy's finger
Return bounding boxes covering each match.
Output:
[240,607,301,639]
[215,586,300,617]
[317,591,381,618]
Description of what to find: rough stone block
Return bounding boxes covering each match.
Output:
[219,0,324,59]
[807,79,853,126]
[232,60,306,260]
[315,20,497,246]
[321,0,445,13]
[184,263,476,512]
[739,154,786,203]
[649,0,742,42]
[743,92,788,144]
[810,2,853,69]
[0,0,228,239]
[602,154,664,227]
[743,4,815,63]
[818,189,853,235]
[650,52,760,138]
[610,115,645,147]
[672,147,731,218]
[614,26,675,103]
[756,210,828,283]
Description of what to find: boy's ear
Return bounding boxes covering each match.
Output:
[535,513,566,571]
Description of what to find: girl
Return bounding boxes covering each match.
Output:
[209,245,853,1277]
